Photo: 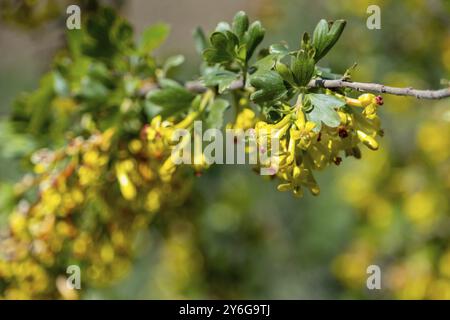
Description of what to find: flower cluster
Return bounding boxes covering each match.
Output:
[145,91,215,182]
[0,127,194,299]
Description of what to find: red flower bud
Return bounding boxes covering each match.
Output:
[333,157,342,165]
[338,127,349,138]
[375,95,384,105]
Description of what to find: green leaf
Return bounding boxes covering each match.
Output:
[252,44,289,74]
[0,121,35,158]
[0,183,15,218]
[232,11,249,40]
[312,19,346,62]
[84,7,121,59]
[306,93,345,130]
[250,70,287,104]
[269,43,289,56]
[275,61,295,86]
[315,66,343,80]
[244,21,265,61]
[225,31,240,48]
[139,23,170,55]
[205,98,230,129]
[300,32,313,51]
[210,31,228,48]
[236,44,247,61]
[308,93,346,109]
[15,73,55,135]
[252,54,277,73]
[291,50,315,87]
[162,55,185,74]
[193,27,208,54]
[79,77,109,101]
[203,13,264,65]
[111,20,133,52]
[146,82,196,116]
[202,69,239,93]
[312,20,328,55]
[53,71,69,96]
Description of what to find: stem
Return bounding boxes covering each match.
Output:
[242,62,248,88]
[179,79,450,100]
[309,79,450,99]
[295,93,303,112]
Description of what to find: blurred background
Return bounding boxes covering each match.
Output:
[0,0,449,299]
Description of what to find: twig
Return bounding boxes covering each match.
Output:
[146,79,450,100]
[310,79,450,99]
[184,79,244,93]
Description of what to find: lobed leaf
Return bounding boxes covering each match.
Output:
[146,82,196,116]
[250,70,287,104]
[291,50,316,87]
[201,69,240,93]
[312,19,346,62]
[306,93,345,130]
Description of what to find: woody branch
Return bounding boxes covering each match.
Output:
[310,79,450,99]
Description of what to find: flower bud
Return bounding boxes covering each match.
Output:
[356,130,379,150]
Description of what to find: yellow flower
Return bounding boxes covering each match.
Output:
[146,189,161,213]
[292,111,317,150]
[356,130,379,150]
[9,211,27,236]
[146,115,174,158]
[344,93,382,119]
[230,108,256,130]
[115,160,137,200]
[159,157,177,182]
